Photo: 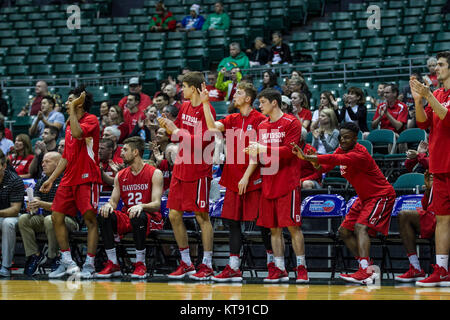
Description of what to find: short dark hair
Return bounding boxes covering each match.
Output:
[156,92,170,103]
[123,136,145,158]
[42,95,55,107]
[99,138,115,150]
[69,85,93,112]
[436,51,450,67]
[257,88,282,109]
[164,105,179,118]
[347,87,365,106]
[385,83,399,96]
[128,92,141,104]
[44,125,59,137]
[340,122,360,134]
[182,71,205,91]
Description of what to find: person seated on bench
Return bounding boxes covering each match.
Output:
[18,151,79,276]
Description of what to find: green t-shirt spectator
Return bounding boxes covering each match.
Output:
[202,12,230,30]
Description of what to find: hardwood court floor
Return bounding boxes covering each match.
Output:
[0,276,449,300]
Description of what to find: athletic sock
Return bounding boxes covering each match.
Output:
[85,253,95,266]
[296,255,306,267]
[135,249,146,264]
[359,257,369,269]
[229,254,240,271]
[179,247,192,266]
[407,253,421,271]
[274,257,285,271]
[202,251,213,268]
[266,250,274,265]
[61,249,72,264]
[106,248,118,265]
[436,255,449,271]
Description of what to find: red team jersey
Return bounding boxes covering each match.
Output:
[123,109,145,134]
[117,163,159,214]
[171,100,216,181]
[257,114,302,199]
[218,109,267,193]
[61,113,101,186]
[374,100,409,133]
[317,143,395,201]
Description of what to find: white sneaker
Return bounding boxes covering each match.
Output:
[48,260,79,278]
[0,266,10,277]
[79,263,96,279]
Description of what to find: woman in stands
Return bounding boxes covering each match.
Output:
[258,70,282,93]
[291,91,312,131]
[108,105,129,144]
[129,106,159,143]
[311,108,340,154]
[311,91,338,131]
[99,100,112,132]
[337,87,369,133]
[8,133,34,178]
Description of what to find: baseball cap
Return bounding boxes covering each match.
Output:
[129,77,140,85]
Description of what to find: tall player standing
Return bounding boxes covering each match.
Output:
[158,72,217,281]
[96,136,164,279]
[200,82,274,282]
[40,87,102,279]
[411,51,450,287]
[245,88,309,283]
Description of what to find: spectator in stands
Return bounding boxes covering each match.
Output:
[152,92,170,115]
[8,134,34,178]
[177,4,205,31]
[150,127,174,192]
[218,42,250,72]
[29,95,65,139]
[29,126,59,180]
[18,151,79,276]
[283,77,312,105]
[405,140,429,173]
[118,78,152,113]
[162,104,180,122]
[103,126,124,165]
[99,100,112,131]
[369,83,387,107]
[163,84,182,109]
[290,70,304,82]
[311,91,338,131]
[371,83,408,134]
[206,72,225,102]
[400,72,424,129]
[280,95,292,114]
[202,1,230,31]
[291,91,311,131]
[246,37,270,67]
[108,105,129,144]
[0,149,25,277]
[268,31,292,66]
[423,57,439,89]
[130,106,160,143]
[298,127,322,189]
[99,138,121,193]
[0,114,12,141]
[57,139,65,155]
[311,108,340,154]
[149,2,176,32]
[338,87,369,133]
[0,89,8,117]
[258,70,282,94]
[216,67,242,102]
[18,81,62,117]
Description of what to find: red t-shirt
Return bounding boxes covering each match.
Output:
[117,163,160,216]
[61,113,102,186]
[218,109,267,193]
[118,93,152,113]
[416,87,450,173]
[317,143,395,201]
[113,146,123,164]
[100,160,115,192]
[299,142,321,183]
[30,96,43,116]
[297,108,312,131]
[4,128,12,141]
[257,113,302,199]
[206,85,226,102]
[171,100,216,181]
[8,154,34,176]
[123,109,145,134]
[373,100,409,133]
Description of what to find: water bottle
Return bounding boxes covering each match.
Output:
[26,187,36,215]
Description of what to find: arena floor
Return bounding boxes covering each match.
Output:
[1,271,449,300]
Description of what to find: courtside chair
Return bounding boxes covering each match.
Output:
[357,139,373,156]
[392,173,425,193]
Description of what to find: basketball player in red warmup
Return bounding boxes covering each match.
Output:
[245,88,309,283]
[96,136,164,279]
[411,51,450,287]
[201,82,274,282]
[158,71,217,280]
[40,87,102,279]
[293,122,396,284]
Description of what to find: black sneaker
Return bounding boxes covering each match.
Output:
[24,254,44,276]
[49,257,61,273]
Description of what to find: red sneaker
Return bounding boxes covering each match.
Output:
[267,262,276,273]
[416,264,450,287]
[264,266,289,283]
[96,260,122,278]
[395,265,426,282]
[295,265,309,284]
[341,267,377,285]
[131,262,147,279]
[168,260,196,279]
[212,264,242,282]
[189,263,214,281]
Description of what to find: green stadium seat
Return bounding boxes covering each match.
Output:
[123,33,144,42]
[186,39,206,48]
[330,11,353,22]
[427,6,443,14]
[30,65,52,76]
[103,34,123,43]
[393,173,424,190]
[56,28,75,37]
[424,23,442,33]
[53,45,74,54]
[334,21,355,30]
[9,47,29,55]
[119,52,140,62]
[75,44,97,54]
[342,48,362,60]
[291,32,312,42]
[97,25,117,34]
[211,101,229,118]
[408,43,429,55]
[118,25,138,34]
[0,38,18,47]
[123,61,144,72]
[344,39,365,49]
[97,43,118,53]
[72,53,94,63]
[432,42,448,53]
[186,30,206,39]
[26,55,48,64]
[49,54,71,64]
[335,30,356,40]
[144,60,166,70]
[100,62,122,73]
[20,37,39,46]
[142,51,161,60]
[358,29,380,38]
[38,28,55,37]
[381,27,399,37]
[31,46,51,55]
[404,8,423,16]
[54,64,76,75]
[313,31,334,41]
[436,33,450,42]
[4,56,25,65]
[95,53,117,63]
[364,47,384,58]
[92,17,112,26]
[7,65,29,76]
[41,37,60,46]
[119,42,142,52]
[164,50,185,60]
[77,63,100,74]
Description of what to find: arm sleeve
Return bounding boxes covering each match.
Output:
[9,176,25,203]
[417,153,429,170]
[215,72,228,91]
[317,149,365,169]
[201,16,210,30]
[80,115,99,139]
[222,13,230,29]
[194,16,205,30]
[404,157,418,172]
[321,130,340,153]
